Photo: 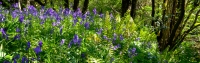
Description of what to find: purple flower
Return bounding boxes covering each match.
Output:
[110,13,114,20]
[60,39,65,45]
[73,34,79,43]
[0,2,2,5]
[38,41,42,47]
[97,28,103,35]
[34,46,42,54]
[84,22,90,29]
[113,33,117,40]
[13,59,17,63]
[45,8,55,16]
[103,35,108,40]
[128,48,137,57]
[3,60,10,63]
[0,14,5,22]
[13,54,20,60]
[12,10,19,18]
[93,8,97,15]
[21,56,28,63]
[113,44,121,50]
[26,41,30,50]
[39,15,47,21]
[68,40,73,48]
[12,3,18,8]
[69,34,82,48]
[1,28,8,39]
[19,15,24,23]
[63,8,71,16]
[13,34,20,40]
[81,52,86,58]
[99,13,104,18]
[120,34,124,41]
[16,27,20,32]
[28,5,37,16]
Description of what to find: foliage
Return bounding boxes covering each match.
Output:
[0,0,200,63]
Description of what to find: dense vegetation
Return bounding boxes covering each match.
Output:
[0,0,200,63]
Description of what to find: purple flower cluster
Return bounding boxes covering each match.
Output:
[68,34,82,48]
[128,48,137,57]
[1,28,8,40]
[34,41,42,55]
[0,14,5,22]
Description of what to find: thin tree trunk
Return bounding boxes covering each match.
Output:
[130,0,137,19]
[64,0,69,8]
[73,0,79,11]
[151,0,155,26]
[121,0,130,17]
[82,0,89,14]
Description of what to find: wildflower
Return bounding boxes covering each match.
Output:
[38,41,42,47]
[13,34,20,40]
[68,34,82,48]
[12,3,18,8]
[128,48,137,57]
[84,22,90,29]
[113,33,117,40]
[16,27,20,32]
[73,34,79,44]
[81,52,86,58]
[3,60,10,63]
[0,14,5,22]
[34,46,42,54]
[93,8,97,15]
[28,5,37,16]
[97,28,103,35]
[120,34,124,41]
[0,2,2,5]
[12,10,19,18]
[60,39,65,45]
[113,44,121,50]
[68,40,73,48]
[1,28,8,39]
[99,13,104,18]
[21,56,28,63]
[63,8,71,16]
[45,8,55,16]
[103,35,108,40]
[13,54,20,60]
[26,41,30,50]
[135,37,140,41]
[19,15,24,23]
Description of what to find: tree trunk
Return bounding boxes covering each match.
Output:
[82,0,89,14]
[130,0,137,19]
[121,0,130,17]
[73,0,79,11]
[64,0,69,8]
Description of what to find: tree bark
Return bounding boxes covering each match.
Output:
[121,0,130,17]
[73,0,79,11]
[82,0,89,14]
[64,0,69,8]
[130,0,137,19]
